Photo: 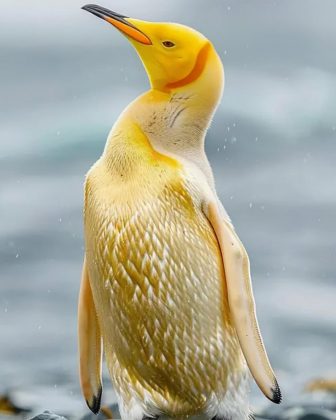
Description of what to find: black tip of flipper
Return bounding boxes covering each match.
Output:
[86,386,102,415]
[271,379,282,404]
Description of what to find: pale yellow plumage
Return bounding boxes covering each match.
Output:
[79,5,281,419]
[84,150,244,416]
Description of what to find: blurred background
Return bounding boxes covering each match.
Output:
[0,0,335,418]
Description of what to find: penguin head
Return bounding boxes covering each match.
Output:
[82,5,223,94]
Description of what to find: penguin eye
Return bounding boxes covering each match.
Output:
[162,40,175,48]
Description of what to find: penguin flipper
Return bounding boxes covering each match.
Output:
[204,201,281,404]
[78,257,103,414]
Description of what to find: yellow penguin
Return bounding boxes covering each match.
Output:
[79,5,281,420]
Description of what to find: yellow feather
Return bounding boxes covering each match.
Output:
[84,127,244,416]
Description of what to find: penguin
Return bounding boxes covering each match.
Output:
[78,5,281,420]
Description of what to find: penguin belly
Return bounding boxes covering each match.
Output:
[85,176,246,417]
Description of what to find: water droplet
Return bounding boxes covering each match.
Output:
[15,253,19,259]
[59,218,62,223]
[227,5,231,11]
[249,203,253,208]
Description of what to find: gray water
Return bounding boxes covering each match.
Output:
[0,0,335,417]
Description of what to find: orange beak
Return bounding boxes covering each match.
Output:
[82,4,152,45]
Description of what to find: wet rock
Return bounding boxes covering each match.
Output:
[29,411,68,420]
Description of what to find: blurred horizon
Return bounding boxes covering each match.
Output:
[0,0,335,417]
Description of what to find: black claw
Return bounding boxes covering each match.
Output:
[86,386,102,415]
[271,379,282,404]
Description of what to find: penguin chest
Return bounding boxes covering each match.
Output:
[84,172,242,412]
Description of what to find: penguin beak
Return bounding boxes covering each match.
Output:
[82,4,152,45]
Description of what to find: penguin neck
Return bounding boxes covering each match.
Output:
[130,46,224,157]
[103,119,180,181]
[104,46,224,176]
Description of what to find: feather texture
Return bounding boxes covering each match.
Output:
[84,157,246,417]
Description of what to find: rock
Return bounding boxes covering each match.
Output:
[29,411,68,420]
